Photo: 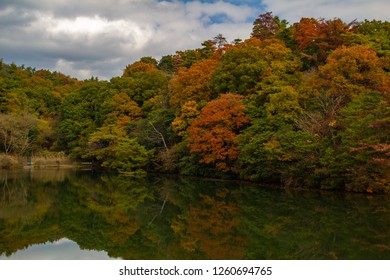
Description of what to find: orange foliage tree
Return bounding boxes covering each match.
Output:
[315,45,390,99]
[187,192,244,259]
[104,92,143,128]
[188,93,249,172]
[170,59,220,109]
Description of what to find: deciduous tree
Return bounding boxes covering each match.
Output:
[212,38,266,95]
[86,125,152,174]
[251,12,285,40]
[313,45,389,100]
[188,93,249,172]
[0,112,38,155]
[292,18,357,67]
[170,59,220,109]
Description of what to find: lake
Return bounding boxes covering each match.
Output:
[0,169,389,260]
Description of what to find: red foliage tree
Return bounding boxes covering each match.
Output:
[188,93,249,172]
[293,18,358,65]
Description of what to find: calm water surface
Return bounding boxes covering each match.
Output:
[0,169,389,260]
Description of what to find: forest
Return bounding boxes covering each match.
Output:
[0,13,389,193]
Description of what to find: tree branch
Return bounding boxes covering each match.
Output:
[148,121,168,152]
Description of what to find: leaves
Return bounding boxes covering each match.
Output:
[292,18,358,67]
[0,112,38,155]
[0,14,389,192]
[86,125,152,173]
[317,45,389,97]
[172,101,200,137]
[212,41,264,95]
[188,93,249,172]
[251,12,286,40]
[170,59,219,109]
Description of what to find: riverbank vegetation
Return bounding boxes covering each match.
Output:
[0,13,389,193]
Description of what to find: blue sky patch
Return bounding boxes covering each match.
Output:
[159,0,264,8]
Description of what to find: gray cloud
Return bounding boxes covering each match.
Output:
[263,0,390,23]
[0,0,256,79]
[1,0,388,80]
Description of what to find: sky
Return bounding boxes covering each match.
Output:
[0,0,389,80]
[0,238,118,260]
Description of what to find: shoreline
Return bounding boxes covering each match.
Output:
[1,153,388,195]
[0,153,93,170]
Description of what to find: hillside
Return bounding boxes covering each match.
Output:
[1,13,389,193]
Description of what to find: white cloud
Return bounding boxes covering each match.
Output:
[37,14,154,51]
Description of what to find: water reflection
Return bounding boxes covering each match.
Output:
[0,170,389,259]
[0,238,117,260]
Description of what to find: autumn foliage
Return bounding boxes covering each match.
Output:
[188,93,249,172]
[170,59,220,109]
[0,12,389,193]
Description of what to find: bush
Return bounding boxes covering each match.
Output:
[0,154,20,169]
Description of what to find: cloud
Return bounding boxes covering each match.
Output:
[55,59,94,80]
[1,0,388,79]
[262,0,390,23]
[0,0,256,79]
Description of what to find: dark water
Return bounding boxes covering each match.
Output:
[0,169,389,260]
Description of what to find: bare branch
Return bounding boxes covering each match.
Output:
[148,121,168,152]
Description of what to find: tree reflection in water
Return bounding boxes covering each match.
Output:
[0,170,389,259]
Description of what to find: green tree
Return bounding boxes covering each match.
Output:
[265,86,303,125]
[344,20,390,58]
[320,91,389,192]
[212,38,266,95]
[158,55,175,74]
[173,49,203,70]
[86,125,152,174]
[213,34,228,49]
[58,80,112,157]
[115,61,169,106]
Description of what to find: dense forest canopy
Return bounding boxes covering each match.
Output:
[0,13,389,193]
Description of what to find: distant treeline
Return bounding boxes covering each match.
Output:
[0,12,389,192]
